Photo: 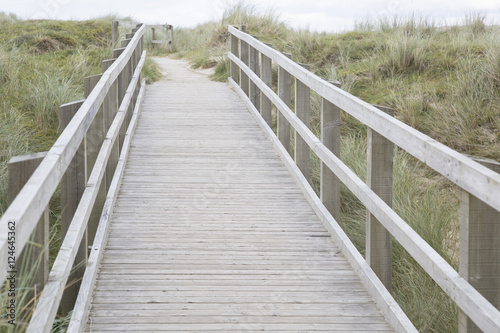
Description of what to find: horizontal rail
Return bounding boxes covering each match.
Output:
[67,80,146,333]
[228,26,500,214]
[228,31,500,332]
[26,51,147,333]
[0,24,146,286]
[229,77,417,333]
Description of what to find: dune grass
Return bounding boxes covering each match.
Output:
[172,3,500,332]
[0,14,162,331]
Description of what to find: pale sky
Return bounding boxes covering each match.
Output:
[1,0,500,32]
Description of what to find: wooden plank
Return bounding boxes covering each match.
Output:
[84,74,106,245]
[278,52,292,154]
[67,81,146,333]
[86,58,394,333]
[228,55,500,332]
[321,80,341,222]
[249,43,260,110]
[295,64,310,181]
[111,21,119,46]
[240,25,249,96]
[230,77,415,333]
[101,58,119,189]
[228,25,500,214]
[260,46,273,128]
[366,105,394,291]
[0,24,146,287]
[459,157,500,333]
[59,100,88,315]
[26,52,147,333]
[8,152,49,301]
[230,32,239,83]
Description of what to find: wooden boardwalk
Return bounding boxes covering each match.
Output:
[86,58,394,332]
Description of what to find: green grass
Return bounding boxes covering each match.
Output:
[171,3,500,332]
[0,14,162,332]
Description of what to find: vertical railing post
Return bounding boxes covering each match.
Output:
[8,152,49,301]
[112,21,119,46]
[260,43,272,128]
[102,59,120,188]
[230,29,240,84]
[83,75,106,245]
[295,63,311,180]
[249,36,260,111]
[277,52,292,154]
[321,80,341,222]
[239,25,249,96]
[59,100,86,315]
[113,47,128,149]
[459,157,500,333]
[366,105,394,291]
[169,25,174,52]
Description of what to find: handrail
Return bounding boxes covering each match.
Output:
[228,25,500,333]
[229,26,500,213]
[0,23,146,286]
[0,23,146,332]
[27,51,147,333]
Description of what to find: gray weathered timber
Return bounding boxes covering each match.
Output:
[26,51,147,333]
[84,74,107,245]
[260,47,272,127]
[112,21,119,46]
[59,100,88,315]
[229,26,500,214]
[0,25,146,288]
[249,43,260,110]
[277,52,292,154]
[230,32,239,83]
[68,81,146,333]
[459,157,500,333]
[229,50,500,332]
[295,64,311,181]
[8,152,49,299]
[239,25,249,96]
[366,105,394,291]
[85,58,394,332]
[321,80,341,222]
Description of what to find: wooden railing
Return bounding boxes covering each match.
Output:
[228,25,500,333]
[0,23,147,332]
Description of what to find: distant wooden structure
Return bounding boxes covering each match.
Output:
[150,24,173,52]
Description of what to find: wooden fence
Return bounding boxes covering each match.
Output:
[0,23,147,332]
[228,25,500,333]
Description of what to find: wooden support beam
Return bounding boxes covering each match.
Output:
[58,100,86,316]
[83,75,107,247]
[277,52,292,154]
[249,41,260,111]
[112,21,119,46]
[8,152,49,302]
[239,25,249,96]
[230,32,239,84]
[260,45,272,128]
[295,63,311,181]
[102,59,119,189]
[321,80,341,222]
[459,157,500,333]
[366,105,394,292]
[120,39,131,48]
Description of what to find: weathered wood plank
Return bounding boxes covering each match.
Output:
[85,58,394,332]
[229,25,500,213]
[0,24,146,287]
[229,51,500,333]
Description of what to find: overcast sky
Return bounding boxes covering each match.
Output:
[1,0,500,32]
